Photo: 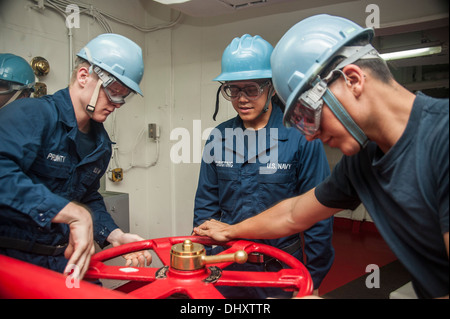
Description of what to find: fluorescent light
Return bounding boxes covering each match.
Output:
[380,46,442,61]
[153,0,192,4]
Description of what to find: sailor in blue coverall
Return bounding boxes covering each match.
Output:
[195,16,448,299]
[0,34,151,278]
[193,34,334,298]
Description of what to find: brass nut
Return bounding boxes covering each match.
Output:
[31,56,50,76]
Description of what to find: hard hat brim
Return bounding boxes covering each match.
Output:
[213,69,272,82]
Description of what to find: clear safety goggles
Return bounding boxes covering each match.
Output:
[285,78,329,136]
[92,66,134,105]
[220,81,270,101]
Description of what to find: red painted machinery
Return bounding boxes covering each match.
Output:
[0,236,312,299]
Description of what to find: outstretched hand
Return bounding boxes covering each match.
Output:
[193,219,234,242]
[107,229,152,267]
[52,202,95,280]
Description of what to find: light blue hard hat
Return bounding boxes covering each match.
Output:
[271,14,374,111]
[214,34,273,82]
[0,53,35,88]
[77,33,144,95]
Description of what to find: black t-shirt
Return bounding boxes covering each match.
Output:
[315,93,449,298]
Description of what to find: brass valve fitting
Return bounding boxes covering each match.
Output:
[170,239,247,271]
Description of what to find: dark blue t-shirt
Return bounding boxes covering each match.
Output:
[315,92,449,298]
[77,128,97,159]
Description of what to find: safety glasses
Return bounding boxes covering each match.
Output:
[220,81,270,101]
[93,66,134,105]
[284,69,347,136]
[284,79,327,136]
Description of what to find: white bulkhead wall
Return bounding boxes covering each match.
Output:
[0,0,447,242]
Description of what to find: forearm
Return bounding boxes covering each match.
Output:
[230,188,339,240]
[231,197,302,240]
[195,188,339,242]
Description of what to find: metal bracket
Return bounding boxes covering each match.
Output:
[203,266,222,284]
[155,266,169,279]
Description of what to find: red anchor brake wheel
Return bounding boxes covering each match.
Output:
[85,236,313,299]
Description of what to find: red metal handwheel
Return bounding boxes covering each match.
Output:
[84,236,313,299]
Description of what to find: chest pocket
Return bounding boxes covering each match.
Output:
[79,164,102,190]
[257,170,297,209]
[69,157,105,200]
[28,155,71,193]
[217,167,239,212]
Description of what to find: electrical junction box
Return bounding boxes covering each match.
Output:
[101,191,129,233]
[111,168,123,182]
[148,123,160,140]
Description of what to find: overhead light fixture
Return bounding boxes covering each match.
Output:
[153,0,192,4]
[380,45,442,61]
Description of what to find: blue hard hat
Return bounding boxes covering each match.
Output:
[77,33,144,95]
[214,34,273,81]
[0,53,35,88]
[271,14,374,112]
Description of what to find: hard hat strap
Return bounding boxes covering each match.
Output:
[322,87,369,148]
[262,86,274,114]
[1,90,23,109]
[0,82,34,95]
[214,81,273,121]
[213,86,221,121]
[319,44,375,148]
[329,44,380,77]
[86,78,103,114]
[287,75,369,148]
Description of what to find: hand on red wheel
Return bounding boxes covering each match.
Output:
[85,236,313,299]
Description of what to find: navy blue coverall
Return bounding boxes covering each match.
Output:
[0,88,119,273]
[194,105,334,298]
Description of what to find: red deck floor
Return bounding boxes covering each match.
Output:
[319,218,398,296]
